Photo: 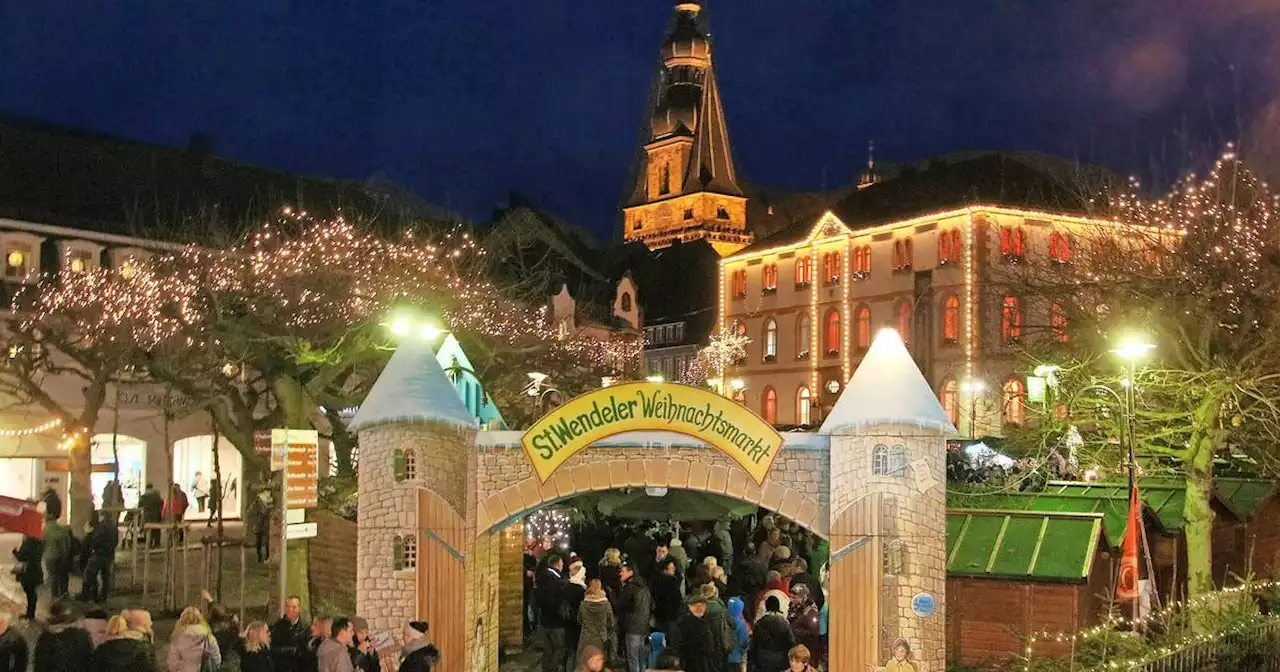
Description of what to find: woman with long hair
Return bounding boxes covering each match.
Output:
[166,606,221,672]
[240,622,274,672]
[91,615,158,672]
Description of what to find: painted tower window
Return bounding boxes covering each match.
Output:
[621,292,633,312]
[941,295,959,343]
[884,540,907,576]
[872,444,890,475]
[404,448,417,480]
[796,315,811,359]
[392,449,407,482]
[890,444,908,475]
[393,534,418,571]
[762,387,777,424]
[796,387,811,426]
[763,319,778,360]
[854,304,872,351]
[794,255,812,286]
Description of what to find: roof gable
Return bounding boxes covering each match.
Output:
[349,339,478,433]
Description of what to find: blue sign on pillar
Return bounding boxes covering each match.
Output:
[911,592,936,618]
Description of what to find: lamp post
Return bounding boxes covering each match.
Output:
[961,379,986,439]
[1110,339,1155,496]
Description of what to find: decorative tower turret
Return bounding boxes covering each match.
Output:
[350,339,480,669]
[821,329,954,671]
[622,1,751,256]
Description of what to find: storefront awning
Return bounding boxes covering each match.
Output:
[0,434,64,459]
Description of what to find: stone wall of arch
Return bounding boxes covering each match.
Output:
[474,442,830,537]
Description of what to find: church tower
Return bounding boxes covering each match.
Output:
[622,2,751,256]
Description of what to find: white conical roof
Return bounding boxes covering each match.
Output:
[349,339,478,433]
[819,328,958,435]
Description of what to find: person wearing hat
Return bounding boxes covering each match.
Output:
[575,580,614,668]
[33,600,94,672]
[348,617,380,672]
[667,593,724,672]
[398,621,439,672]
[614,560,651,672]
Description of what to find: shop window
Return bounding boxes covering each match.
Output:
[1051,302,1069,343]
[1001,296,1023,342]
[1049,232,1072,264]
[794,256,812,286]
[1003,379,1026,427]
[796,315,811,359]
[762,387,777,424]
[824,310,841,355]
[762,264,778,293]
[896,300,912,343]
[941,295,960,344]
[940,378,959,425]
[855,304,872,351]
[763,319,777,361]
[872,444,890,475]
[796,387,811,426]
[1000,227,1025,262]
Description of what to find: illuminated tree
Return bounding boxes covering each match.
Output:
[681,326,751,392]
[1005,148,1280,617]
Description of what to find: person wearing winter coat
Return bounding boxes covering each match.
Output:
[40,488,61,522]
[241,621,275,672]
[668,594,725,672]
[787,585,822,668]
[785,645,817,672]
[398,621,440,672]
[138,484,164,549]
[746,597,794,672]
[576,580,615,666]
[349,617,381,672]
[725,597,750,671]
[565,555,588,668]
[91,615,157,672]
[81,511,118,603]
[34,601,94,672]
[535,554,569,672]
[12,534,42,619]
[696,583,734,658]
[270,597,311,672]
[614,561,651,672]
[651,559,684,637]
[315,618,355,672]
[41,516,75,599]
[208,601,243,672]
[0,612,28,672]
[80,606,109,648]
[166,606,222,672]
[598,548,623,599]
[752,572,790,624]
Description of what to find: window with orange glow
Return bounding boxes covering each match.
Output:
[1001,296,1022,341]
[1049,232,1072,263]
[796,387,811,426]
[852,246,871,274]
[893,241,903,269]
[763,264,778,291]
[1001,227,1025,260]
[855,304,872,350]
[1051,302,1069,342]
[762,387,777,424]
[940,378,959,425]
[823,252,841,285]
[941,295,960,343]
[1002,378,1025,426]
[825,310,841,354]
[900,237,913,269]
[794,256,812,285]
[896,300,912,343]
[731,270,747,298]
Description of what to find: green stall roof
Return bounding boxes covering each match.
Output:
[1215,478,1276,519]
[946,510,1104,582]
[948,490,1133,545]
[1043,481,1185,532]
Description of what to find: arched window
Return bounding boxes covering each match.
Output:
[824,310,841,354]
[872,444,890,475]
[893,241,903,269]
[902,238,914,269]
[896,300,912,343]
[941,295,960,343]
[732,319,746,337]
[1050,233,1072,263]
[951,230,961,261]
[762,387,777,424]
[823,252,841,285]
[392,449,407,482]
[393,534,418,571]
[1051,302,1069,343]
[1001,227,1025,260]
[731,270,747,298]
[853,246,871,274]
[855,304,872,351]
[1003,378,1026,426]
[797,315,811,358]
[795,256,812,285]
[621,292,632,312]
[763,319,778,360]
[1001,296,1022,342]
[938,232,952,264]
[940,378,959,425]
[403,447,417,480]
[660,162,671,195]
[796,387,811,426]
[763,264,779,291]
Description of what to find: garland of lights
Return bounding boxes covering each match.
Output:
[525,508,572,551]
[0,417,63,437]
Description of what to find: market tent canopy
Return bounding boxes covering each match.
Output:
[565,488,758,521]
[946,510,1106,581]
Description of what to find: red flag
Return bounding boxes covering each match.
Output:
[1116,485,1141,600]
[0,495,42,538]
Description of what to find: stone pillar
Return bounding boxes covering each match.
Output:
[497,520,526,651]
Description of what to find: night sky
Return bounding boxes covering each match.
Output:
[2,1,1278,242]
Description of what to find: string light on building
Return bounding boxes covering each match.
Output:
[525,508,572,549]
[0,417,63,437]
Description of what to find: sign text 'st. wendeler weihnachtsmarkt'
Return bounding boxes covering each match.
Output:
[520,382,783,484]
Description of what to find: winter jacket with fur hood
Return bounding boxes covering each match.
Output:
[166,624,221,672]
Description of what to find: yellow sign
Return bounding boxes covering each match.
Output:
[521,382,784,485]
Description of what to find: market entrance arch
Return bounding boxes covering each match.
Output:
[350,330,953,672]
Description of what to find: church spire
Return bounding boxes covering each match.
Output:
[621,1,751,256]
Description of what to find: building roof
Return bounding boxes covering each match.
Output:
[820,328,958,435]
[946,510,1105,582]
[349,339,478,433]
[948,489,1133,548]
[733,151,1117,256]
[435,334,506,430]
[680,63,743,198]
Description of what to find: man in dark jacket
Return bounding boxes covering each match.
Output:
[137,483,163,549]
[534,554,568,672]
[33,601,93,672]
[270,596,313,672]
[668,595,724,672]
[40,488,61,522]
[787,558,823,609]
[348,617,380,672]
[650,559,683,638]
[0,612,27,672]
[748,596,795,672]
[12,534,42,619]
[615,560,651,672]
[80,510,118,603]
[398,621,440,672]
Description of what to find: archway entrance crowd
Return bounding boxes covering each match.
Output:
[519,488,830,672]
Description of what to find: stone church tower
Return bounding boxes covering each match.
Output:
[821,329,954,671]
[622,1,752,256]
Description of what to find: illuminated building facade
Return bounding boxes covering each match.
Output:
[622,2,752,256]
[717,153,1123,436]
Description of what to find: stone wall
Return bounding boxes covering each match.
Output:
[309,510,358,614]
[497,521,525,651]
[355,424,420,635]
[474,444,830,537]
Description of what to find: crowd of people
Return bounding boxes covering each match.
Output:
[0,592,441,672]
[524,513,829,672]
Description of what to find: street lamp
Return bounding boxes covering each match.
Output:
[1110,336,1155,489]
[961,379,986,439]
[385,311,447,342]
[645,375,665,383]
[729,378,745,392]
